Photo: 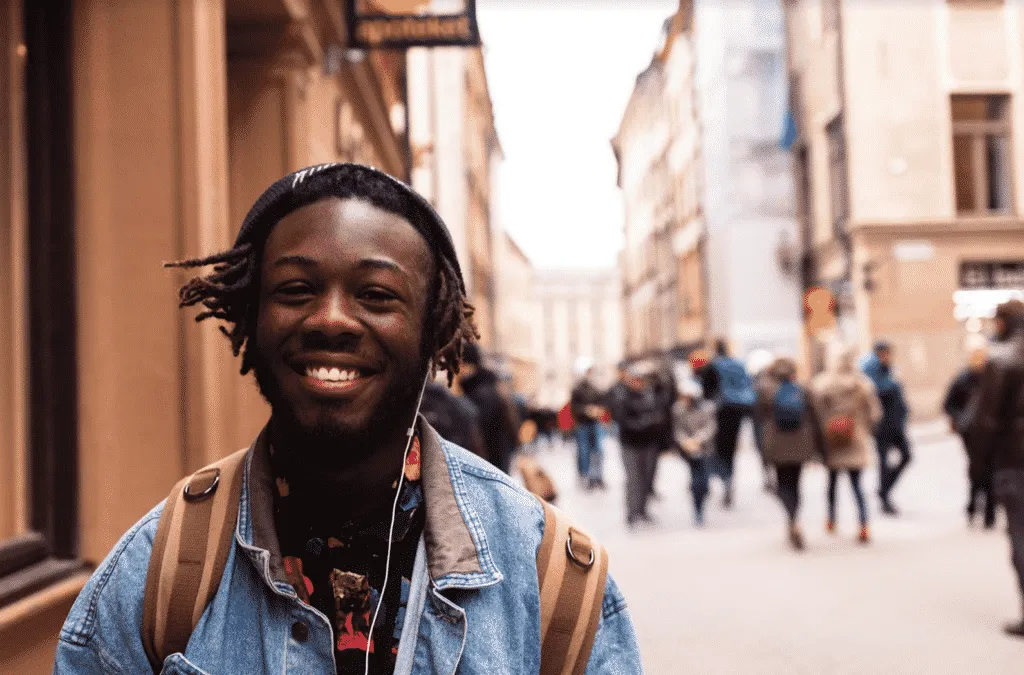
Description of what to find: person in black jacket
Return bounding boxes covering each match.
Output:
[458,344,521,475]
[690,347,719,402]
[607,362,668,527]
[944,339,993,528]
[968,299,1024,637]
[419,379,488,461]
[570,365,607,489]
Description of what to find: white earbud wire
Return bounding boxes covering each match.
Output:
[364,360,433,675]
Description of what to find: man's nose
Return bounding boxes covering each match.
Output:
[303,290,363,339]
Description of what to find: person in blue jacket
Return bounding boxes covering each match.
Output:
[709,339,756,509]
[861,340,911,515]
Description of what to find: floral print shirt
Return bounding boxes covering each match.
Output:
[270,437,425,675]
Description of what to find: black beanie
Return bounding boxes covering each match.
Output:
[233,162,465,293]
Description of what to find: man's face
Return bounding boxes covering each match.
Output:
[877,347,892,366]
[252,197,433,457]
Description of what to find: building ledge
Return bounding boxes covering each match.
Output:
[0,572,89,633]
[849,216,1024,235]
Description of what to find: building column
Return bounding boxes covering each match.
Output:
[72,0,235,561]
[226,28,318,446]
[174,0,236,472]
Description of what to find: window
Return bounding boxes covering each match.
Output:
[952,94,1013,216]
[826,114,849,233]
[0,0,83,608]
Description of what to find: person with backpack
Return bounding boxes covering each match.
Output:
[754,356,825,550]
[812,342,883,544]
[943,336,994,528]
[968,299,1024,638]
[861,340,912,515]
[748,348,779,493]
[53,164,641,674]
[672,379,716,527]
[709,338,757,508]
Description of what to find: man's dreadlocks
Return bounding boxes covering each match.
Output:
[164,164,478,384]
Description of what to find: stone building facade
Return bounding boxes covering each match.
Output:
[0,0,423,669]
[785,0,1024,417]
[407,44,502,349]
[532,269,624,409]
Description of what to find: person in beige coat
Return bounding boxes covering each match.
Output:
[811,342,883,543]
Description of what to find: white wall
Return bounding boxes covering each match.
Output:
[695,0,801,359]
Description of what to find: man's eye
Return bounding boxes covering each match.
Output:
[361,288,397,302]
[275,283,313,299]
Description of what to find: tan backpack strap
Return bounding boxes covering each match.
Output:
[537,500,610,675]
[142,448,248,670]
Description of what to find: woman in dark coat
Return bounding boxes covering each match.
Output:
[755,356,825,550]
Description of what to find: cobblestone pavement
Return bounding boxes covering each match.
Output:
[525,422,1024,674]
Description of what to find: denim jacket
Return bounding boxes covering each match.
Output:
[53,419,643,674]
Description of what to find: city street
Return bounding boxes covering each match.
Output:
[527,423,1024,674]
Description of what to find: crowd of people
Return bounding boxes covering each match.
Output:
[418,296,1024,642]
[554,337,909,545]
[942,299,1024,638]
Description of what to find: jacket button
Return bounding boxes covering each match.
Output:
[292,621,309,643]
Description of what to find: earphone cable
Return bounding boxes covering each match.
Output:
[364,361,432,675]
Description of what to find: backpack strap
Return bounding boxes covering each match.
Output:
[142,448,249,670]
[536,499,609,675]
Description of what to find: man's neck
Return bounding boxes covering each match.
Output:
[269,419,414,526]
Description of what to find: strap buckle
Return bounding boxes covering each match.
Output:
[183,469,220,502]
[565,529,595,569]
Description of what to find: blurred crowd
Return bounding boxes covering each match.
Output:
[421,299,1024,639]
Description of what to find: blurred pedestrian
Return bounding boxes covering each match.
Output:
[690,346,718,401]
[527,406,558,452]
[967,298,1024,638]
[748,348,779,493]
[813,343,882,544]
[420,378,488,461]
[570,359,607,490]
[709,338,757,508]
[672,379,715,527]
[943,336,994,528]
[647,367,677,501]
[861,340,912,515]
[607,362,668,528]
[458,344,521,475]
[755,356,825,550]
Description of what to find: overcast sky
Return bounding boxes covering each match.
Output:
[476,1,678,270]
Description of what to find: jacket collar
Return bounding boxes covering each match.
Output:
[236,416,503,594]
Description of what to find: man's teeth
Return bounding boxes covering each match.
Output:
[305,367,360,382]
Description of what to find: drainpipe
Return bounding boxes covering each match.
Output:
[835,1,855,322]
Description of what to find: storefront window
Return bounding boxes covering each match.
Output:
[0,0,84,608]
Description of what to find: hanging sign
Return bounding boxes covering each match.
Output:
[347,0,480,49]
[960,260,1024,290]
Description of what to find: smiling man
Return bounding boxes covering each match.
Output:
[53,164,642,675]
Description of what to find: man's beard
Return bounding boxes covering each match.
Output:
[250,357,428,469]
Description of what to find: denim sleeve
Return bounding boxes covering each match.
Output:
[585,574,644,674]
[53,503,164,675]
